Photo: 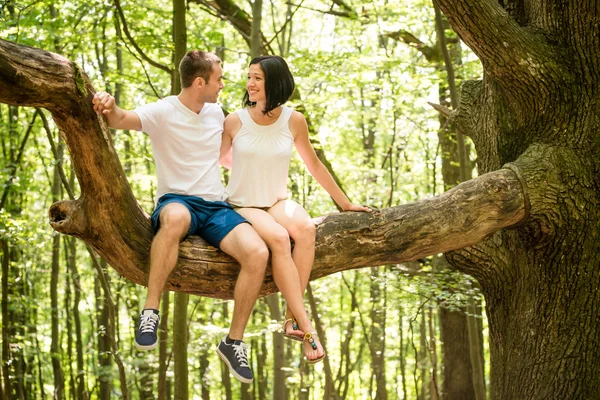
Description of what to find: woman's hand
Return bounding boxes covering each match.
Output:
[342,203,372,212]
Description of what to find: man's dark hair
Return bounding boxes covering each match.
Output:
[179,50,221,88]
[243,55,295,115]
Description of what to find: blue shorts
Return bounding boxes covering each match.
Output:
[151,193,248,249]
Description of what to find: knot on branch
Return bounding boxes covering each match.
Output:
[49,199,87,236]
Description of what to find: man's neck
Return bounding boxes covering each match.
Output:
[178,90,204,114]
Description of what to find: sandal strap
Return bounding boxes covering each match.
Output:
[282,317,299,331]
[303,331,319,350]
[282,318,294,331]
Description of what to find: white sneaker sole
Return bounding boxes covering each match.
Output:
[216,347,253,384]
[135,340,158,351]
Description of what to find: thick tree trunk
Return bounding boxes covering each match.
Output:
[433,0,600,398]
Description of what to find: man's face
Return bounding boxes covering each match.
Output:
[202,63,224,103]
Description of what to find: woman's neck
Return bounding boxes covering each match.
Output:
[249,103,282,121]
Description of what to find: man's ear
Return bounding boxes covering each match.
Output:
[195,76,206,88]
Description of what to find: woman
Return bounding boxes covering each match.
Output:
[220,55,370,363]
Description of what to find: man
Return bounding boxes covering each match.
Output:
[92,50,267,384]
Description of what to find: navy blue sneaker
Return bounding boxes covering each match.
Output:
[135,309,159,350]
[216,335,253,384]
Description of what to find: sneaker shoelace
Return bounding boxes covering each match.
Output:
[232,342,250,368]
[139,313,159,334]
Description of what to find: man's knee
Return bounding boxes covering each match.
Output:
[159,206,190,237]
[239,239,269,273]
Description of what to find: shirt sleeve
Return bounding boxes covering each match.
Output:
[134,100,166,137]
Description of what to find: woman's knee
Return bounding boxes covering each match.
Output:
[268,228,292,253]
[291,219,316,245]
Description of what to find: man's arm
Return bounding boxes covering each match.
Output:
[92,91,142,131]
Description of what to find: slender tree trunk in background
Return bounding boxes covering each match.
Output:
[199,353,210,400]
[257,326,267,400]
[307,284,335,398]
[466,302,486,400]
[66,235,87,400]
[5,105,27,400]
[220,303,232,400]
[158,292,171,400]
[34,307,44,400]
[399,305,408,400]
[64,250,75,399]
[51,134,65,400]
[428,306,439,400]
[171,1,189,397]
[173,292,189,400]
[419,312,429,400]
[196,300,210,400]
[336,273,360,400]
[95,264,111,400]
[370,267,387,400]
[251,0,264,58]
[138,355,155,400]
[1,239,11,400]
[265,295,286,400]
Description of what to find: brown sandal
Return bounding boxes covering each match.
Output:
[303,331,326,364]
[281,317,303,341]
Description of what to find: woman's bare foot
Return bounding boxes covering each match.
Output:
[302,331,325,363]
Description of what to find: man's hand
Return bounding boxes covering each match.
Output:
[92,91,116,115]
[91,91,142,131]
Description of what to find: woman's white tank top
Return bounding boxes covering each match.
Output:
[225,106,294,208]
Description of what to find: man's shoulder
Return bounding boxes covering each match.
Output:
[205,102,225,115]
[136,96,176,113]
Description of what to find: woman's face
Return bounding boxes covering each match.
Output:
[247,63,266,102]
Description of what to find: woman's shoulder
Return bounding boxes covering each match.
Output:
[223,110,243,137]
[225,110,243,124]
[288,109,307,127]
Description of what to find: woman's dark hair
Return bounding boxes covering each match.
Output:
[243,55,295,115]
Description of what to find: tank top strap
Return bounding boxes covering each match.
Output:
[279,106,293,124]
[237,108,254,128]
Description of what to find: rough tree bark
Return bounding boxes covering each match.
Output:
[433,0,600,398]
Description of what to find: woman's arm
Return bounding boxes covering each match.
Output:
[291,111,370,212]
[219,113,241,170]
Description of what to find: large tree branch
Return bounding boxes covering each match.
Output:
[0,39,528,299]
[432,0,563,90]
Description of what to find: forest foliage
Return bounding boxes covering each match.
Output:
[0,0,485,398]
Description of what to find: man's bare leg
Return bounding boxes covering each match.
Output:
[143,203,191,309]
[219,222,269,340]
[136,203,190,350]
